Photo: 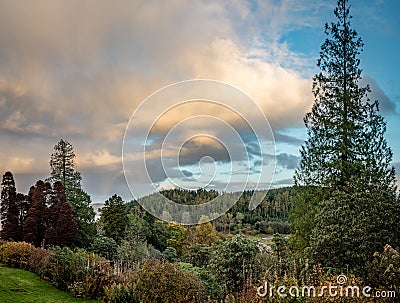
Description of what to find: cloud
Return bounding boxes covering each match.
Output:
[274,132,305,145]
[2,0,380,201]
[179,137,230,166]
[393,162,400,188]
[185,38,313,130]
[273,178,295,186]
[181,170,193,178]
[361,75,397,115]
[276,153,300,170]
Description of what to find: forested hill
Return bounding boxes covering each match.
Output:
[127,187,295,234]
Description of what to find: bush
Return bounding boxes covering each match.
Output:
[182,244,212,268]
[104,283,136,303]
[209,235,259,295]
[104,260,206,303]
[0,241,33,269]
[47,246,115,299]
[27,246,49,277]
[179,262,223,301]
[68,250,115,299]
[0,242,114,300]
[162,246,178,262]
[90,234,118,261]
[255,221,291,234]
[46,246,86,290]
[367,244,400,287]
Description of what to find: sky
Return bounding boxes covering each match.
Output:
[0,0,399,203]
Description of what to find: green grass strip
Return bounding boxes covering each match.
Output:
[0,263,98,303]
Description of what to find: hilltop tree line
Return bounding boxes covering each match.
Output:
[0,139,292,249]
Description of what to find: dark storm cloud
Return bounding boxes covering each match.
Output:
[81,166,131,203]
[245,141,262,158]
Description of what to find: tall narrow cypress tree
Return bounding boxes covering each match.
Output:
[0,172,21,241]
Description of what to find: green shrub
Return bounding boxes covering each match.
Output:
[47,246,115,299]
[0,242,114,300]
[69,250,115,299]
[104,283,136,303]
[0,241,39,270]
[90,234,118,261]
[209,235,259,295]
[182,243,212,268]
[179,262,223,301]
[27,246,49,277]
[103,260,206,303]
[162,246,178,262]
[367,244,400,287]
[46,246,86,290]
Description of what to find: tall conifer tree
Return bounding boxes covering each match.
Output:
[48,139,81,197]
[23,180,49,246]
[0,172,21,241]
[56,202,77,247]
[295,0,395,191]
[47,139,96,247]
[291,0,399,275]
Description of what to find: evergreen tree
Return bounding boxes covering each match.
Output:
[209,235,259,295]
[44,227,58,246]
[56,202,77,246]
[308,189,400,277]
[23,180,49,246]
[16,192,30,230]
[48,139,81,194]
[46,181,65,228]
[289,186,325,254]
[47,139,96,247]
[44,181,66,246]
[295,0,395,190]
[292,0,399,275]
[100,194,128,244]
[0,172,21,241]
[68,188,97,247]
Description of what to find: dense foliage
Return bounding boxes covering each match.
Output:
[0,172,20,241]
[292,0,399,277]
[47,139,96,248]
[100,194,128,244]
[0,176,77,247]
[295,0,395,190]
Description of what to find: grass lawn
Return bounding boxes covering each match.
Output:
[0,263,99,303]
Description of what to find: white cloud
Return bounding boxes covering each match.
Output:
[1,1,393,200]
